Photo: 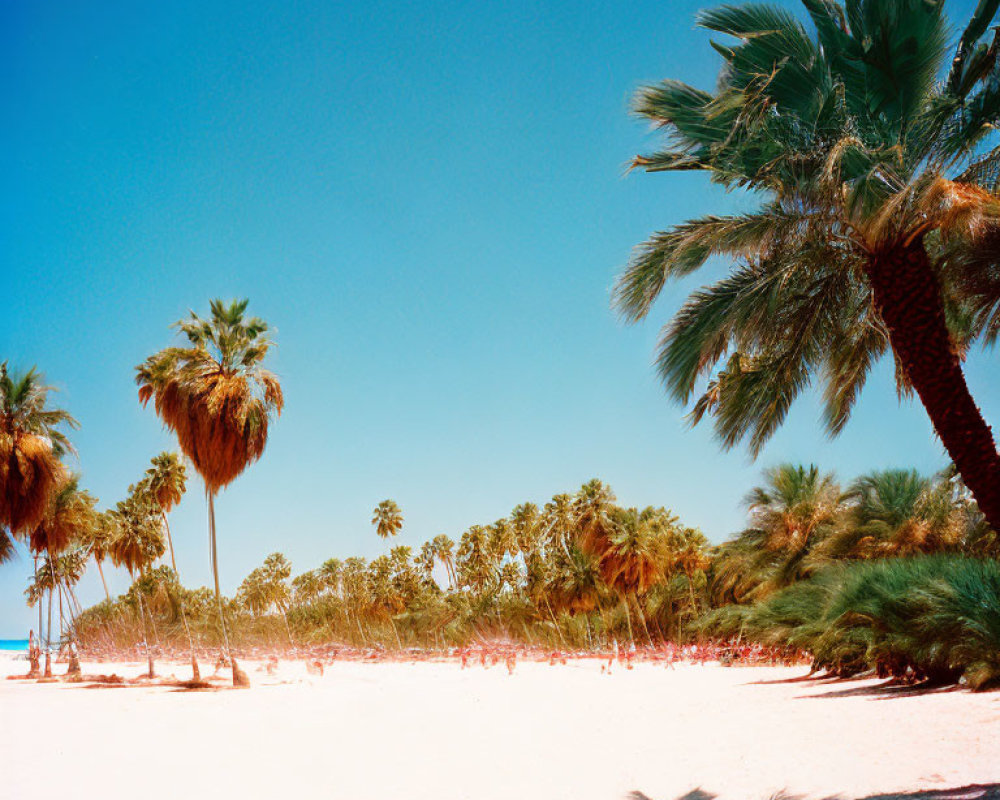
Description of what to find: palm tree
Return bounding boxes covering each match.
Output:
[431,534,456,588]
[416,541,438,586]
[81,511,117,602]
[614,0,1000,530]
[319,558,343,595]
[589,506,676,643]
[542,493,574,545]
[238,552,294,646]
[372,500,403,544]
[109,487,166,678]
[456,525,498,594]
[144,452,187,572]
[747,464,842,594]
[136,298,283,686]
[574,479,617,556]
[28,475,96,675]
[141,452,200,680]
[0,363,77,543]
[825,469,964,558]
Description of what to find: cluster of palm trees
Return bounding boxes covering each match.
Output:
[69,479,711,651]
[699,464,999,688]
[718,555,1000,690]
[1,298,283,686]
[68,461,997,680]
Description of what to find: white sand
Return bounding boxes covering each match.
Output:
[2,653,999,800]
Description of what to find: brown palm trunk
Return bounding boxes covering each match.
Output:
[130,570,155,678]
[96,560,111,602]
[43,586,53,678]
[866,240,1000,531]
[161,511,178,573]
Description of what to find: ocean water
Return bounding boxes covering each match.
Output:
[0,639,29,652]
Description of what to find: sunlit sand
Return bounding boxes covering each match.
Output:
[3,653,999,800]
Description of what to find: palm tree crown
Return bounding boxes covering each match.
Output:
[614,0,1000,529]
[372,499,403,540]
[145,451,187,513]
[135,299,284,492]
[0,363,77,537]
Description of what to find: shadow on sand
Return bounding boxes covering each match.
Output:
[797,681,963,700]
[746,672,973,700]
[630,783,1000,800]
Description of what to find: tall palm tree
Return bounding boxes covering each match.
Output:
[614,0,1000,530]
[416,541,438,586]
[431,534,456,588]
[28,475,96,675]
[319,557,343,595]
[109,487,166,678]
[81,511,117,602]
[372,500,403,544]
[141,452,200,680]
[0,363,77,543]
[135,298,283,686]
[144,452,187,572]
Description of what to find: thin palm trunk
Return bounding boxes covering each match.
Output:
[281,608,294,648]
[621,596,634,645]
[44,585,53,678]
[631,593,653,646]
[207,489,230,653]
[34,555,42,645]
[161,511,178,573]
[67,584,83,616]
[159,510,199,680]
[95,559,111,603]
[686,571,699,617]
[57,582,65,642]
[867,240,1000,531]
[130,569,155,678]
[543,595,567,648]
[208,490,244,685]
[350,607,366,644]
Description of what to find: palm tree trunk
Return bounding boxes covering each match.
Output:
[161,511,178,573]
[131,570,155,678]
[867,240,1000,530]
[44,585,53,678]
[207,489,230,652]
[622,597,634,645]
[96,559,111,602]
[34,555,42,647]
[543,596,567,648]
[67,584,83,616]
[58,581,65,644]
[158,510,199,680]
[281,608,294,648]
[208,490,244,686]
[632,593,653,646]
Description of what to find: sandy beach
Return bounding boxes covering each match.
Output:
[2,653,999,800]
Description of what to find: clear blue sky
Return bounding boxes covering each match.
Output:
[2,0,996,634]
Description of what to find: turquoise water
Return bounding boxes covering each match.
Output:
[0,639,29,652]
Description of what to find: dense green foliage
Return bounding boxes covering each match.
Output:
[731,556,1000,690]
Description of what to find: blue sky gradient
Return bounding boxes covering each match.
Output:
[2,0,996,633]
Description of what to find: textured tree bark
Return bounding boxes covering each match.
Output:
[865,239,1000,531]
